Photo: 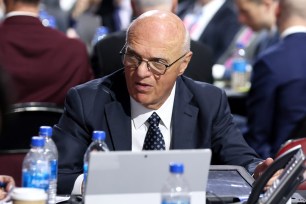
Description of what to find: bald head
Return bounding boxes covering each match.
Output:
[279,0,306,19]
[277,0,306,31]
[127,10,190,55]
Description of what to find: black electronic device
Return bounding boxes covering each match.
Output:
[246,145,305,204]
[207,165,254,202]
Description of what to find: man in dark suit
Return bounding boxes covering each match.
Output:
[0,0,93,106]
[54,10,276,195]
[91,0,214,83]
[178,0,242,63]
[235,0,280,61]
[246,0,306,159]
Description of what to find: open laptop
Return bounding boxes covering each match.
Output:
[84,149,212,204]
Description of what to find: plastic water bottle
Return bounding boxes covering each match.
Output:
[22,136,50,192]
[230,43,250,92]
[161,163,190,204]
[83,131,109,195]
[39,9,57,29]
[39,126,58,204]
[91,26,109,46]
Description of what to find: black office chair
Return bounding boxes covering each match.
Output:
[0,102,64,150]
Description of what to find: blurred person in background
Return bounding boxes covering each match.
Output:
[178,0,242,63]
[217,0,279,71]
[235,0,279,60]
[0,0,93,106]
[245,0,306,158]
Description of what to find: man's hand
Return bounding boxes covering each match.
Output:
[253,158,282,191]
[0,175,15,200]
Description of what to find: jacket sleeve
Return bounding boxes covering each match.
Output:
[211,89,262,174]
[53,87,92,194]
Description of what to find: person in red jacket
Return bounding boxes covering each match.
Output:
[0,0,93,106]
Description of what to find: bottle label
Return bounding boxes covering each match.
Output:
[50,159,58,180]
[22,169,50,191]
[83,163,88,184]
[232,60,247,73]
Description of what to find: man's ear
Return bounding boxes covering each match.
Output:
[178,51,193,76]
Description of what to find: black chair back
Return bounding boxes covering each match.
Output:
[0,102,63,150]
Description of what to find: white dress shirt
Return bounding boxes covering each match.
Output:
[281,26,306,39]
[5,11,38,18]
[131,83,176,151]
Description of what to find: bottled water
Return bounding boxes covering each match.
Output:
[161,163,190,204]
[39,126,58,204]
[83,131,109,195]
[22,136,50,192]
[91,26,109,46]
[230,43,250,92]
[39,8,57,29]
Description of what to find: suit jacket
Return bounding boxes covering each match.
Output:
[178,0,242,63]
[91,30,214,83]
[53,69,261,194]
[0,16,93,105]
[246,32,306,159]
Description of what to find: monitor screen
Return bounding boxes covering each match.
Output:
[207,166,254,201]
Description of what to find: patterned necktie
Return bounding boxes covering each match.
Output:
[143,112,166,150]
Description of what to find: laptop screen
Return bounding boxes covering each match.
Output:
[85,149,211,204]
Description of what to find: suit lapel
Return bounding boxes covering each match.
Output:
[102,73,199,150]
[103,70,132,150]
[105,102,131,150]
[171,77,199,149]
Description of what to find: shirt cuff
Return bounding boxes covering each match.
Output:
[71,174,84,195]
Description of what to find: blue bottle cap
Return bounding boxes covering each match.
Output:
[236,42,245,49]
[31,136,45,147]
[96,26,109,36]
[92,130,106,141]
[169,163,184,174]
[39,126,52,137]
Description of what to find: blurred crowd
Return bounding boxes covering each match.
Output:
[1,0,306,161]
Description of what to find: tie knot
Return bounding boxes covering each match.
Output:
[147,112,160,126]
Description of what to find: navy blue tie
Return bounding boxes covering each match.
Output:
[143,112,166,150]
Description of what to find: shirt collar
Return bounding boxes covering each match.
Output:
[131,82,176,130]
[281,26,306,38]
[5,11,38,19]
